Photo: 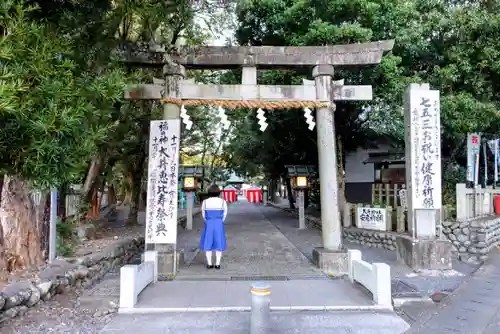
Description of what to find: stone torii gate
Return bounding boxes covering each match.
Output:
[123,41,394,277]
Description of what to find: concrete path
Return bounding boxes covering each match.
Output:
[175,200,324,279]
[405,250,500,333]
[100,201,411,333]
[129,279,373,312]
[100,311,410,333]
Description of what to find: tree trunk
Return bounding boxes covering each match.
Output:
[200,139,208,191]
[128,162,146,225]
[0,174,3,204]
[92,189,99,217]
[208,128,230,179]
[281,178,286,198]
[82,152,105,204]
[138,180,147,211]
[86,188,99,219]
[102,157,117,206]
[0,175,6,271]
[39,193,50,261]
[128,118,149,225]
[108,184,117,204]
[270,179,278,203]
[285,178,295,209]
[337,137,346,218]
[58,183,67,220]
[122,172,133,205]
[0,219,5,271]
[98,181,105,210]
[0,176,43,268]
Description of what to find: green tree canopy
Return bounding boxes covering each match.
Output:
[0,1,127,189]
[227,0,500,180]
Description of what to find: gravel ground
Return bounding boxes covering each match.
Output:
[0,207,141,334]
[1,270,121,334]
[0,205,198,333]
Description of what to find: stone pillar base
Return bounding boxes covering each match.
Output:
[151,244,185,280]
[312,247,348,275]
[395,235,452,270]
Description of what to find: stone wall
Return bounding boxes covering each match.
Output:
[0,237,144,324]
[343,227,397,251]
[442,215,500,263]
[270,200,500,264]
[268,202,399,251]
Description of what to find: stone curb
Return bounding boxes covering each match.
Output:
[119,304,394,314]
[0,237,145,324]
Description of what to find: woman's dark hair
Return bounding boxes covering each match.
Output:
[207,184,221,197]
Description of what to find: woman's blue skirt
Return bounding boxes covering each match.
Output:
[199,210,227,251]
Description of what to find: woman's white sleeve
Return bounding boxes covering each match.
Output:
[223,200,228,221]
[201,200,206,219]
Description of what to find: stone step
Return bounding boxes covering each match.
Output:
[100,310,410,333]
[124,280,377,314]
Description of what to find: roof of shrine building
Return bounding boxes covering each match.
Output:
[226,172,245,183]
[363,152,405,164]
[116,40,395,69]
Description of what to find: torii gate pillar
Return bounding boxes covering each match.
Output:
[163,62,185,119]
[311,65,347,274]
[151,62,186,279]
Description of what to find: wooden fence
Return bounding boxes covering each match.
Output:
[456,183,500,221]
[30,185,109,218]
[371,183,406,208]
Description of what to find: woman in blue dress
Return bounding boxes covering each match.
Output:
[200,184,228,269]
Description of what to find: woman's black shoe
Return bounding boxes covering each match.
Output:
[207,265,214,269]
[214,265,221,270]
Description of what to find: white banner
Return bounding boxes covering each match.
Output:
[408,89,442,209]
[398,188,407,210]
[145,120,181,244]
[487,139,500,183]
[467,133,481,183]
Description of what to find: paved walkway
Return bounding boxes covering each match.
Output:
[132,200,375,310]
[132,279,373,311]
[99,201,412,333]
[100,311,409,333]
[405,250,500,333]
[175,199,324,279]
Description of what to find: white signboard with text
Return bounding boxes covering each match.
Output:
[407,89,442,210]
[487,139,500,183]
[398,188,408,210]
[356,207,387,231]
[145,120,181,244]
